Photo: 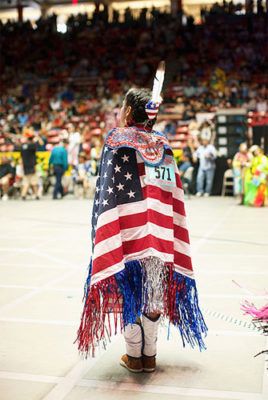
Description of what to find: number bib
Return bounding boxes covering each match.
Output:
[145,155,176,187]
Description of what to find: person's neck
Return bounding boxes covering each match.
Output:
[127,123,152,132]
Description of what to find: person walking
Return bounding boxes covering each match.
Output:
[76,63,207,373]
[193,138,217,197]
[49,141,68,199]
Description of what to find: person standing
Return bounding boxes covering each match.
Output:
[193,138,217,197]
[49,141,68,199]
[232,143,252,205]
[20,130,44,200]
[244,146,268,207]
[76,81,207,371]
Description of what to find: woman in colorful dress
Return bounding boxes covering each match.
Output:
[244,146,268,207]
[232,142,252,205]
[76,64,207,373]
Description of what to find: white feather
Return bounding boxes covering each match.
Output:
[151,61,165,104]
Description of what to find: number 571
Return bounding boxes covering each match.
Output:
[154,166,171,181]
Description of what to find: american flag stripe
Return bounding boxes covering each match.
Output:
[123,234,174,255]
[94,222,174,261]
[95,197,174,245]
[91,146,194,285]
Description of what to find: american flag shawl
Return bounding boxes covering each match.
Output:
[76,126,207,356]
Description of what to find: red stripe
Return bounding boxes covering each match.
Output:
[123,234,173,255]
[138,162,145,176]
[174,224,190,244]
[175,173,183,190]
[120,209,173,230]
[94,220,120,245]
[174,250,192,270]
[92,246,124,275]
[142,185,173,205]
[173,198,186,216]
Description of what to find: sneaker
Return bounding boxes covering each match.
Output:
[142,355,156,372]
[204,193,210,198]
[196,192,202,197]
[120,354,143,373]
[2,194,8,201]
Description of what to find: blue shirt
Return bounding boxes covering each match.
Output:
[193,144,217,170]
[49,146,68,171]
[179,161,191,174]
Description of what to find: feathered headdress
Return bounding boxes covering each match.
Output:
[145,61,165,120]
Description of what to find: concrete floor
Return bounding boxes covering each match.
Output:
[0,196,267,400]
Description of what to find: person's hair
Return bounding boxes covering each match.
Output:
[124,88,157,129]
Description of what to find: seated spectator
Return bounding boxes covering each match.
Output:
[179,151,192,185]
[0,155,14,200]
[164,121,176,136]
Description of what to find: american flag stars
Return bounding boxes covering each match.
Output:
[121,154,129,163]
[114,164,121,173]
[116,182,124,191]
[124,172,132,180]
[91,146,143,247]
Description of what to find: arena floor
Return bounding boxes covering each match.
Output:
[0,196,267,400]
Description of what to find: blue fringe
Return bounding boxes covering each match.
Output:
[82,259,207,351]
[169,271,208,351]
[114,260,143,326]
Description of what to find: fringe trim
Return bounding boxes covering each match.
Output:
[75,259,207,357]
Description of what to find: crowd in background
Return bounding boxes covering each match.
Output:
[0,5,267,204]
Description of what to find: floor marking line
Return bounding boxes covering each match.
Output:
[0,370,265,400]
[191,205,234,255]
[0,284,266,299]
[0,371,62,384]
[0,316,263,337]
[0,269,79,315]
[78,379,265,400]
[197,270,268,275]
[42,337,120,400]
[198,254,268,258]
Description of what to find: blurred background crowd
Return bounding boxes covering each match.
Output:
[0,1,267,206]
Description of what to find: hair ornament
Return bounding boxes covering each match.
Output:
[145,61,165,120]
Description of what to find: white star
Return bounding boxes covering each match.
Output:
[124,172,132,180]
[116,182,124,191]
[114,164,121,173]
[104,147,108,152]
[121,154,129,163]
[107,159,113,166]
[104,172,108,178]
[111,176,115,183]
[95,199,99,205]
[94,212,98,219]
[102,198,109,207]
[112,149,118,155]
[106,186,113,194]
[127,190,135,198]
[95,186,100,193]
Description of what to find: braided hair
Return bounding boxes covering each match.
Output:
[124,88,157,129]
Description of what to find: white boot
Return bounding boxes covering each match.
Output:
[142,314,161,357]
[123,322,143,358]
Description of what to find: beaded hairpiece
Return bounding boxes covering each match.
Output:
[145,61,165,120]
